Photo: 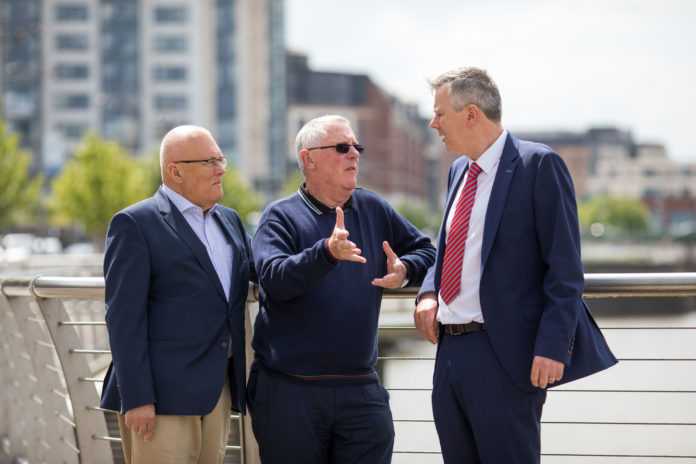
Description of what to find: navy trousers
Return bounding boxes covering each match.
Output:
[432,331,547,463]
[247,364,394,464]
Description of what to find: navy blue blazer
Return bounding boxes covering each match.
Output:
[419,134,617,392]
[101,187,254,415]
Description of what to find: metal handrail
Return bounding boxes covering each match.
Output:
[2,273,696,463]
[2,272,696,299]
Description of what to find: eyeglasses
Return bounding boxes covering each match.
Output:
[306,143,364,154]
[173,156,227,168]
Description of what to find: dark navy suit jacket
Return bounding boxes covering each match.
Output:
[101,187,254,414]
[419,134,617,392]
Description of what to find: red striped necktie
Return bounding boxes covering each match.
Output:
[440,162,483,304]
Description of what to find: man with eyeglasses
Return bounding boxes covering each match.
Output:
[247,115,436,463]
[101,125,255,464]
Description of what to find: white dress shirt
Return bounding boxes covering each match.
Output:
[437,130,508,324]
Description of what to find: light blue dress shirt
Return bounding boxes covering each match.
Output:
[162,185,233,300]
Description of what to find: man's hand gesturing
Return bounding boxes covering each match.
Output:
[372,241,407,288]
[328,207,367,263]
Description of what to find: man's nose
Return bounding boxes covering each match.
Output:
[430,115,439,129]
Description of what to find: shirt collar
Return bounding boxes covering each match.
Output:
[162,184,217,216]
[298,183,353,215]
[470,129,507,174]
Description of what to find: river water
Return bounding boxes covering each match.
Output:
[380,308,696,463]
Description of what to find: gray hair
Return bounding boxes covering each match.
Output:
[429,67,502,124]
[294,115,351,175]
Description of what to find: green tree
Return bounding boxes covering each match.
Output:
[0,118,43,228]
[220,167,261,226]
[136,150,163,198]
[394,201,441,236]
[50,133,149,238]
[578,195,650,237]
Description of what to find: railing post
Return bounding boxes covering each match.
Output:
[242,300,261,464]
[35,297,113,463]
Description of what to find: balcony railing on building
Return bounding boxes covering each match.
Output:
[1,273,695,463]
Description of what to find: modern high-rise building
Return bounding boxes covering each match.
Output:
[0,0,286,196]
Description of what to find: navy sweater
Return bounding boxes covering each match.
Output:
[251,187,435,380]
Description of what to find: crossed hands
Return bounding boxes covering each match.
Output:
[327,207,407,289]
[124,403,156,443]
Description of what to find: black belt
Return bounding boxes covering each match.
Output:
[442,322,486,336]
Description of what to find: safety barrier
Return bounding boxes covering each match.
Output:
[1,273,695,463]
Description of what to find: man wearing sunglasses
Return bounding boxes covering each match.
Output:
[248,115,436,463]
[101,125,255,463]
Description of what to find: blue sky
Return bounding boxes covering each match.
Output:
[286,0,696,162]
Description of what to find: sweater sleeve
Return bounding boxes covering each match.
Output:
[252,216,338,301]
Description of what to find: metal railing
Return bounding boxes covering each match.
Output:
[1,273,695,463]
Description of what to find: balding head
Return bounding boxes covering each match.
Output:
[160,125,226,211]
[160,125,215,181]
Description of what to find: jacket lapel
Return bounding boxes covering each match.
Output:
[481,134,519,270]
[155,188,227,302]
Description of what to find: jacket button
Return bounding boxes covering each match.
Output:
[221,342,228,349]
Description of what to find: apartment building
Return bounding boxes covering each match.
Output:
[0,0,286,195]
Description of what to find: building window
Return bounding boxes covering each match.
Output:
[156,120,186,137]
[54,64,89,79]
[642,188,662,199]
[56,123,88,139]
[154,95,188,110]
[153,66,188,82]
[154,36,188,53]
[55,4,88,21]
[154,6,187,23]
[55,93,90,109]
[56,34,89,51]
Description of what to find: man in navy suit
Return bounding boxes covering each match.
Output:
[101,125,254,464]
[414,67,617,463]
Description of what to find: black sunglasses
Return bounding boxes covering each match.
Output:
[306,143,365,154]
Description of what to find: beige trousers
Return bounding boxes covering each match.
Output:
[118,376,232,464]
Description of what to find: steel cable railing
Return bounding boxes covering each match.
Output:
[1,273,696,463]
[379,276,696,461]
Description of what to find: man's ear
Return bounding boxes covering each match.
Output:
[465,104,480,124]
[167,162,184,184]
[300,149,314,171]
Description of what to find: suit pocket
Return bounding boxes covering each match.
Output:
[522,304,543,321]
